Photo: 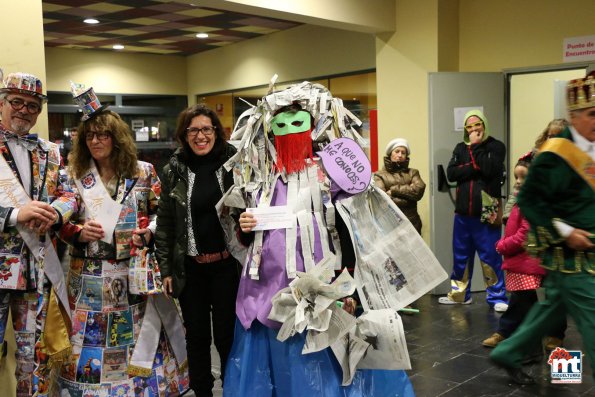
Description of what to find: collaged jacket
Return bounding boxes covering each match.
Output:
[374,157,425,233]
[0,138,77,291]
[58,161,160,261]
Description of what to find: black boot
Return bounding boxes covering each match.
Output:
[491,356,536,385]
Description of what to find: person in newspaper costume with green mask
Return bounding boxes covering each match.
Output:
[218,78,447,396]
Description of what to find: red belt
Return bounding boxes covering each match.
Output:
[194,250,230,264]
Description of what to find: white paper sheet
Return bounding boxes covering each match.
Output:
[246,205,295,231]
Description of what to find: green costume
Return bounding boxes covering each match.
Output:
[491,127,595,381]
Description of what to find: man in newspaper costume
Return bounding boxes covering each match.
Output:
[0,71,77,396]
[219,78,447,396]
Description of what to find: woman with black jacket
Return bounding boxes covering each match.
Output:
[155,104,240,397]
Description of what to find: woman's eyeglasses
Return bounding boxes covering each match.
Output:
[187,126,215,138]
[464,122,483,131]
[85,131,111,141]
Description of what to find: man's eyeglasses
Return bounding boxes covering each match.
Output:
[187,126,215,137]
[85,131,111,141]
[6,98,41,114]
[464,122,483,131]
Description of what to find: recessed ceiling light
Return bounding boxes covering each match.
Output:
[112,44,125,50]
[196,33,209,39]
[84,18,100,24]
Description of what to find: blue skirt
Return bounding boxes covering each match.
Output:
[223,320,415,397]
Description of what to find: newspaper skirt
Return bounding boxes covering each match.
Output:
[223,319,415,397]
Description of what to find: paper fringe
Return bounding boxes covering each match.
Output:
[47,346,72,369]
[127,364,153,377]
[178,358,189,373]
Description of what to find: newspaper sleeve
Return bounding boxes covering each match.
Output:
[355,309,411,370]
[335,186,448,312]
[330,331,370,386]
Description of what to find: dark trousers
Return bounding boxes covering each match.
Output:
[498,288,567,339]
[179,256,240,397]
[497,290,538,337]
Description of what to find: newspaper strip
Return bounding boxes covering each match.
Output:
[335,185,448,312]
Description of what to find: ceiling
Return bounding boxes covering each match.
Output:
[42,0,301,56]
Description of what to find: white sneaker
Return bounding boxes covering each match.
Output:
[438,296,472,305]
[494,302,508,312]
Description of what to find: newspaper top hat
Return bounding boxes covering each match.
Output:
[0,70,48,102]
[70,81,108,121]
[567,72,595,111]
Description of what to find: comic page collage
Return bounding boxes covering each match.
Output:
[59,182,188,397]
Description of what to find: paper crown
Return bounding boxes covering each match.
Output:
[70,81,108,121]
[567,74,595,111]
[0,71,47,102]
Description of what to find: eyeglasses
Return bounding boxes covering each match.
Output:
[464,122,483,131]
[85,131,111,141]
[6,98,41,114]
[187,126,215,137]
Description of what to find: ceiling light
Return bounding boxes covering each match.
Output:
[84,18,100,24]
[196,33,209,39]
[113,44,124,50]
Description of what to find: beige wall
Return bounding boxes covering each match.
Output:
[459,0,595,71]
[376,0,439,242]
[0,0,47,137]
[185,24,376,100]
[45,48,187,95]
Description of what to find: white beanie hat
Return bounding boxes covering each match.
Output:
[386,138,410,156]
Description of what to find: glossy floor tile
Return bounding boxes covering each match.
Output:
[403,292,593,397]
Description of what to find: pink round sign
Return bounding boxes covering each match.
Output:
[317,137,371,194]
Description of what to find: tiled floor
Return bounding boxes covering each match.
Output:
[403,292,593,397]
[202,291,593,397]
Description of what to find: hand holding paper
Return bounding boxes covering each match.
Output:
[246,206,295,231]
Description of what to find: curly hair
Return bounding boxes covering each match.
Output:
[174,104,226,152]
[68,110,139,179]
[534,118,568,149]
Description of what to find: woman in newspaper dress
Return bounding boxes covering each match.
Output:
[222,85,416,397]
[57,107,189,396]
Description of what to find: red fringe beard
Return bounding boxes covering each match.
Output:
[274,130,313,174]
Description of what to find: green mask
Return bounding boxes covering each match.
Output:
[271,110,311,136]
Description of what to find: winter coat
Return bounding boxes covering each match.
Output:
[447,109,505,218]
[496,204,545,276]
[154,143,236,298]
[374,157,425,234]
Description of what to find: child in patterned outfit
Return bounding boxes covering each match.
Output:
[482,153,546,348]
